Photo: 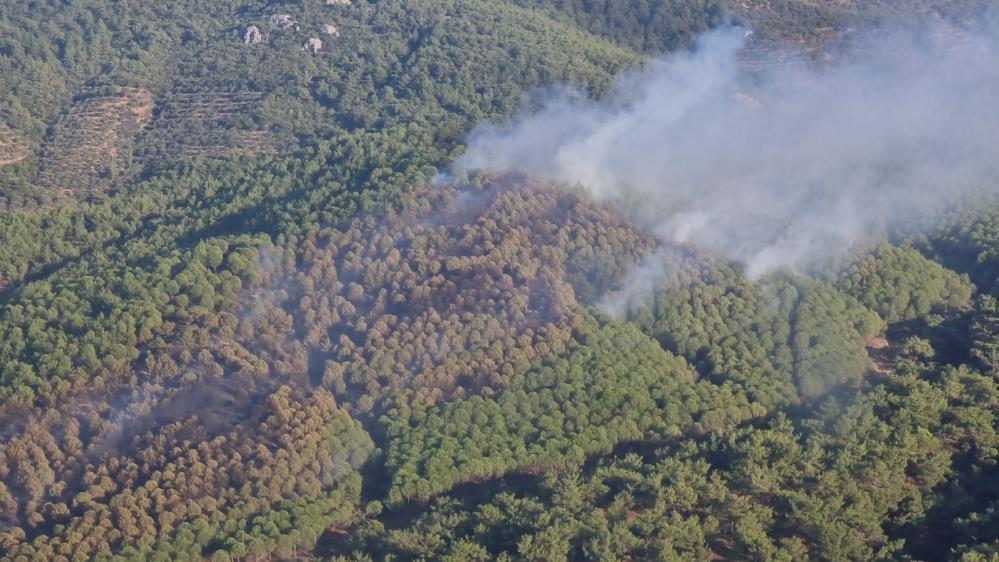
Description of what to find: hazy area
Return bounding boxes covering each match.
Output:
[459,25,999,280]
[3,3,999,560]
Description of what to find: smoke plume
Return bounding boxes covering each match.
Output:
[456,24,999,289]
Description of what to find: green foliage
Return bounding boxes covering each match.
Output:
[630,254,875,405]
[343,353,999,562]
[0,1,996,561]
[835,243,973,323]
[382,318,767,503]
[512,0,725,54]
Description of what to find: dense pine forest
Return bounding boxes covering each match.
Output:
[2,1,999,561]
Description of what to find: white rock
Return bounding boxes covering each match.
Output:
[303,37,323,54]
[243,25,264,45]
[269,14,295,29]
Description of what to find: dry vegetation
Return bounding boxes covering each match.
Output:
[1,1,996,559]
[736,39,814,71]
[0,176,649,559]
[295,178,651,412]
[178,130,276,159]
[35,88,154,195]
[150,91,275,159]
[22,88,272,201]
[0,124,30,167]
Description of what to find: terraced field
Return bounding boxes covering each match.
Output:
[35,88,155,195]
[149,91,274,159]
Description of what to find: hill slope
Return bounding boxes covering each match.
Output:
[1,2,998,561]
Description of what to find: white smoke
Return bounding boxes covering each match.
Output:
[456,24,999,286]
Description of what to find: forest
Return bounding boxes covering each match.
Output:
[1,0,999,561]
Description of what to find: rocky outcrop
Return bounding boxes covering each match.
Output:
[322,23,340,37]
[269,14,295,29]
[243,25,264,45]
[303,37,323,54]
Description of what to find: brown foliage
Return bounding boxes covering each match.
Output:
[0,175,650,558]
[259,176,653,411]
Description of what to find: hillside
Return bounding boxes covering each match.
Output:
[1,1,999,561]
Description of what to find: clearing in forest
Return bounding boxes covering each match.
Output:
[150,91,275,159]
[0,123,30,167]
[35,88,155,195]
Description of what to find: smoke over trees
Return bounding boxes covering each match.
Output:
[2,1,999,561]
[458,24,999,279]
